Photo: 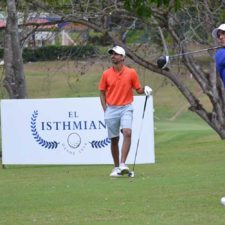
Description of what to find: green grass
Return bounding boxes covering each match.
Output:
[1,115,225,225]
[24,60,104,98]
[1,60,225,224]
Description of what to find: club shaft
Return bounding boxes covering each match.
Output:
[169,46,221,58]
[132,96,148,172]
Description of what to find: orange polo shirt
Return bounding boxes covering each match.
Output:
[99,65,141,106]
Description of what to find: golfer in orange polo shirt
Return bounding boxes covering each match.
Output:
[99,46,152,177]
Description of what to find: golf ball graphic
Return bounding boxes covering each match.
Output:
[67,133,81,148]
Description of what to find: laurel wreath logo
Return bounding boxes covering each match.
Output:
[90,138,111,149]
[31,110,59,149]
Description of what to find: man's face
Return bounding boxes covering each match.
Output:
[111,52,124,64]
[217,30,225,46]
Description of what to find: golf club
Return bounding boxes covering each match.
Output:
[128,95,149,178]
[157,46,221,69]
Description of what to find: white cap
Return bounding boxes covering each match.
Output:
[108,46,126,56]
[212,24,225,38]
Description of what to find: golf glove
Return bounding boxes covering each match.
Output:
[144,86,152,96]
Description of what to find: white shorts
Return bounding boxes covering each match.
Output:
[104,104,133,138]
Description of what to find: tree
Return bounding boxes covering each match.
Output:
[4,0,27,98]
[4,0,225,138]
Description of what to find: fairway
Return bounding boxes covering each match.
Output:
[1,0,225,223]
[1,114,225,225]
[1,60,225,224]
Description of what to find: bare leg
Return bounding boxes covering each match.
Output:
[111,136,120,167]
[120,128,131,164]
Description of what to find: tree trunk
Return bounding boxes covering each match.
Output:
[3,0,27,99]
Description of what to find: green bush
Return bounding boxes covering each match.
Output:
[0,45,98,62]
[0,48,3,59]
[22,45,99,62]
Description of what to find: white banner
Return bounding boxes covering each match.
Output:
[1,96,155,165]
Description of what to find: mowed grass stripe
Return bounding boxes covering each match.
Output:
[1,119,225,225]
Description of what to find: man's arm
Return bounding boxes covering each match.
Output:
[136,87,144,94]
[100,90,107,111]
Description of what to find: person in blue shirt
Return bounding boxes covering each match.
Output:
[212,24,225,86]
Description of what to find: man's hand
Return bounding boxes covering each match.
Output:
[144,86,152,96]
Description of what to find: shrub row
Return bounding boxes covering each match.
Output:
[0,48,3,59]
[0,45,99,62]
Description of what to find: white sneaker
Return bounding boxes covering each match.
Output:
[119,164,129,175]
[110,167,122,177]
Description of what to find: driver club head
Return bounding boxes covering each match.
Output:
[157,55,169,70]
